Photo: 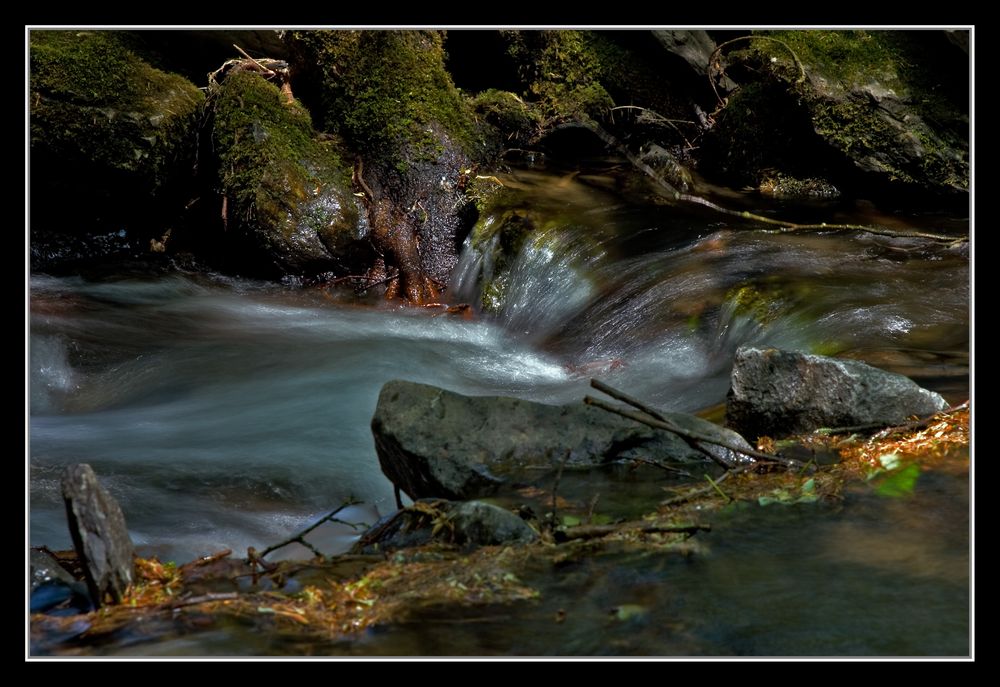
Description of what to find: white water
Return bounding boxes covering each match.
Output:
[28,173,969,563]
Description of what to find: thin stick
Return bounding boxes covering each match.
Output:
[553,119,966,245]
[707,35,807,107]
[704,474,730,501]
[609,105,694,149]
[256,501,363,560]
[660,464,755,507]
[585,388,798,467]
[588,379,736,468]
[813,401,970,436]
[629,457,692,477]
[233,45,274,75]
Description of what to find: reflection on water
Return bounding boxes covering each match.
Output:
[29,167,969,654]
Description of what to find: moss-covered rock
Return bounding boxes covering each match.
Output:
[29,30,204,260]
[286,30,478,162]
[205,68,362,276]
[501,31,696,130]
[702,30,968,196]
[284,30,486,301]
[468,88,541,150]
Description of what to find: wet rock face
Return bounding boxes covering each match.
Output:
[351,499,537,554]
[726,347,949,440]
[699,30,968,197]
[206,69,364,277]
[30,549,92,614]
[371,380,749,501]
[61,464,135,607]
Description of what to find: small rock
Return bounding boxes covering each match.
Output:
[30,549,92,613]
[61,464,135,606]
[726,347,949,439]
[352,499,537,554]
[448,501,539,547]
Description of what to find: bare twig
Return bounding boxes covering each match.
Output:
[659,464,756,507]
[704,474,730,501]
[586,380,799,467]
[812,401,970,437]
[629,457,693,477]
[256,501,364,561]
[551,118,965,245]
[233,44,274,75]
[707,34,807,108]
[609,105,694,148]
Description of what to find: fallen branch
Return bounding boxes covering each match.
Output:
[812,401,970,437]
[629,457,692,477]
[554,520,711,543]
[587,380,799,468]
[610,105,695,149]
[256,501,365,561]
[659,464,756,507]
[552,118,966,245]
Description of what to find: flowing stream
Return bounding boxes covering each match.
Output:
[28,166,970,655]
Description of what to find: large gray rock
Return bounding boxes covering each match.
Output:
[372,380,753,500]
[61,464,135,606]
[726,347,949,439]
[352,499,537,554]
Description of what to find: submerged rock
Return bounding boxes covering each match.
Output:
[371,380,752,501]
[726,347,949,440]
[30,549,92,614]
[352,499,537,554]
[61,464,135,607]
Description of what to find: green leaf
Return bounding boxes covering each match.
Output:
[612,604,647,621]
[561,514,581,527]
[875,463,920,498]
[801,478,816,493]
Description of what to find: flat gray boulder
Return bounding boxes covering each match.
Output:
[372,380,752,500]
[62,464,135,606]
[726,347,949,439]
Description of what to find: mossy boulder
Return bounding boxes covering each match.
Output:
[701,30,968,196]
[205,68,363,277]
[501,30,695,127]
[29,30,204,260]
